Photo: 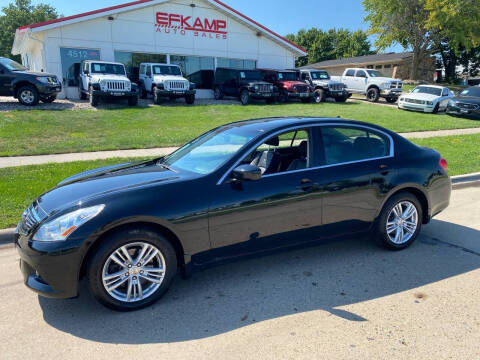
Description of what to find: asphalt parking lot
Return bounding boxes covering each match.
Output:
[1,186,479,360]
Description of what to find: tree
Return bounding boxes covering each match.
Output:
[0,0,59,62]
[363,0,438,80]
[286,28,373,67]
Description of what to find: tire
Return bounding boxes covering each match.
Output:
[313,89,325,103]
[335,96,348,103]
[432,103,440,114]
[17,85,39,106]
[385,97,397,104]
[240,89,250,105]
[185,94,195,105]
[366,87,380,102]
[79,83,87,100]
[87,227,178,311]
[40,95,56,103]
[89,87,99,107]
[214,86,224,100]
[153,87,162,105]
[128,96,138,107]
[375,192,423,250]
[279,90,289,103]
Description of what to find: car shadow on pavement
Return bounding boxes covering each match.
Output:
[38,220,480,344]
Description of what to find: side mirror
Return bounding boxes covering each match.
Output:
[232,164,262,181]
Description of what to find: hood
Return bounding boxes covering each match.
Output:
[36,160,192,214]
[153,74,188,82]
[402,92,440,101]
[240,80,271,86]
[90,74,130,82]
[15,70,56,77]
[452,96,480,104]
[278,80,309,90]
[312,79,343,86]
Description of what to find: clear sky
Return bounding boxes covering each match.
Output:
[2,0,404,52]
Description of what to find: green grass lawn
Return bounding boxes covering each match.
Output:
[1,101,480,157]
[1,132,479,229]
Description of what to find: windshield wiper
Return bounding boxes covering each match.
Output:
[157,163,178,173]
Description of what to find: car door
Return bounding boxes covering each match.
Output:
[343,69,356,90]
[144,65,153,92]
[223,71,238,96]
[0,65,14,96]
[315,125,396,236]
[207,128,325,259]
[81,62,89,91]
[439,88,452,110]
[354,70,368,91]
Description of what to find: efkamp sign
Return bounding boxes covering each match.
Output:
[155,12,227,39]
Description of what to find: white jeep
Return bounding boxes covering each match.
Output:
[79,60,138,107]
[138,63,196,105]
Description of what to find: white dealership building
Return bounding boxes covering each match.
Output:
[11,0,306,99]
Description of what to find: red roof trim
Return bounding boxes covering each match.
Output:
[17,0,154,30]
[211,0,307,54]
[17,0,306,55]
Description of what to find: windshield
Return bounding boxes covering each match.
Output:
[459,87,480,97]
[412,86,442,96]
[91,63,126,75]
[0,58,27,71]
[153,65,182,76]
[239,70,262,81]
[162,126,260,174]
[310,71,330,80]
[366,70,384,77]
[278,72,298,81]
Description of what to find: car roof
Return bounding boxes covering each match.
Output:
[84,60,124,65]
[216,117,394,136]
[142,63,178,66]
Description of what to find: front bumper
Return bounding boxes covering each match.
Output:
[15,227,82,299]
[381,89,402,97]
[37,83,62,96]
[155,89,196,97]
[250,91,276,100]
[326,90,350,98]
[92,89,138,98]
[446,105,480,118]
[398,101,435,113]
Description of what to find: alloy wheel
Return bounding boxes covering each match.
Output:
[20,90,34,104]
[102,242,166,303]
[386,201,418,244]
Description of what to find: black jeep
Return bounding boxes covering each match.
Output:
[213,68,277,105]
[0,57,61,106]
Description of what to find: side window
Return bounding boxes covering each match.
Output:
[83,62,89,74]
[241,129,311,175]
[301,72,309,80]
[146,65,151,77]
[321,126,390,165]
[356,70,367,78]
[139,65,146,75]
[345,69,355,77]
[442,88,449,96]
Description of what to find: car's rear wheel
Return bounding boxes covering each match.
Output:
[87,228,177,311]
[313,89,325,103]
[89,87,99,107]
[279,90,288,103]
[375,192,422,250]
[385,97,397,103]
[432,103,440,114]
[17,85,39,106]
[214,86,223,100]
[153,87,162,105]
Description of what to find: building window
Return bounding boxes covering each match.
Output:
[60,47,100,87]
[217,58,256,70]
[169,55,215,89]
[384,64,392,69]
[367,65,373,69]
[114,51,167,80]
[375,64,383,69]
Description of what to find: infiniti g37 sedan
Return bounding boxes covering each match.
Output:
[15,118,451,311]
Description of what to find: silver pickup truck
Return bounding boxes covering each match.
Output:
[299,69,350,103]
[332,68,403,103]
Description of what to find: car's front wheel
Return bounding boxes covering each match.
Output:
[17,85,39,106]
[375,192,422,250]
[240,89,250,105]
[87,228,177,311]
[366,87,380,102]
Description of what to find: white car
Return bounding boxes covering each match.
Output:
[398,85,455,113]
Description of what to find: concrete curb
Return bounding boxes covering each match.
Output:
[0,173,478,244]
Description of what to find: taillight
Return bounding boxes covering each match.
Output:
[439,158,448,172]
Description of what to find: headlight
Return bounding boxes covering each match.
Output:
[381,82,390,88]
[36,76,56,84]
[426,101,433,105]
[33,205,105,242]
[125,82,131,91]
[448,100,457,107]
[254,85,259,91]
[399,97,404,101]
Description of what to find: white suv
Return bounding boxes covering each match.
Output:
[139,63,196,105]
[79,60,138,107]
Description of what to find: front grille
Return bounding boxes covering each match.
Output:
[20,203,47,234]
[390,82,403,89]
[257,84,271,93]
[101,80,129,92]
[294,85,308,93]
[404,98,425,104]
[330,84,344,91]
[165,80,188,91]
[457,102,479,110]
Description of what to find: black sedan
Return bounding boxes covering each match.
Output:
[446,86,480,118]
[15,118,451,311]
